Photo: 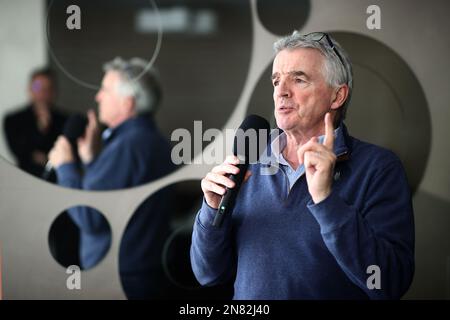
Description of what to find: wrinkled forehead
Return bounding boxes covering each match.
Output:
[272,47,325,77]
[102,70,122,87]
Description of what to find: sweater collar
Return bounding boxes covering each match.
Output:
[102,115,155,143]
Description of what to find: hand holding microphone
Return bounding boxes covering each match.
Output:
[48,136,74,168]
[201,115,270,227]
[44,111,91,180]
[201,155,252,209]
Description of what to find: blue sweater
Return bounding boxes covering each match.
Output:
[56,115,174,298]
[190,124,414,300]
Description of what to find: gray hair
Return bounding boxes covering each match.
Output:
[273,31,353,123]
[103,57,162,115]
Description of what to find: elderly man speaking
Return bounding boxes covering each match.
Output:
[191,31,414,299]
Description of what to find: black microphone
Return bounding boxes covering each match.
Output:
[212,115,270,227]
[42,114,88,180]
[62,113,88,147]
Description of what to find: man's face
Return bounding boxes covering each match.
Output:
[96,71,127,127]
[30,75,55,106]
[272,48,337,134]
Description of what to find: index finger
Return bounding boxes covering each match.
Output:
[87,109,97,126]
[224,155,240,165]
[55,135,70,149]
[323,112,334,150]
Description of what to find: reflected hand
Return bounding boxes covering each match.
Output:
[201,155,252,209]
[77,110,101,164]
[48,136,74,168]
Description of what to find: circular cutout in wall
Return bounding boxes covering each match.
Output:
[119,180,233,299]
[48,206,112,270]
[257,0,310,36]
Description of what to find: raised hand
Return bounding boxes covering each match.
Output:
[77,109,101,164]
[297,113,336,204]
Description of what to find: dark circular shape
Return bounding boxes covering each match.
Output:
[334,32,431,194]
[48,206,112,270]
[118,181,201,299]
[162,224,199,291]
[119,180,233,299]
[247,32,431,194]
[256,0,310,36]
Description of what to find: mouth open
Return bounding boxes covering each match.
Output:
[278,106,295,113]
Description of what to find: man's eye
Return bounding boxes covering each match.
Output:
[272,80,279,86]
[295,78,305,83]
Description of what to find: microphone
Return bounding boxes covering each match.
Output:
[212,115,270,227]
[62,113,89,147]
[42,114,88,180]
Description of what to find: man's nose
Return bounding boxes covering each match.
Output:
[276,80,291,98]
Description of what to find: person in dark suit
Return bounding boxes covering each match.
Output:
[3,68,79,268]
[3,67,67,178]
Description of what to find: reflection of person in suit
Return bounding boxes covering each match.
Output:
[3,68,66,178]
[48,57,175,299]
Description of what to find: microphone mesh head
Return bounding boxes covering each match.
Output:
[62,114,88,143]
[233,115,270,163]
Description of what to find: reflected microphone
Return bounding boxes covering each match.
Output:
[42,114,88,180]
[212,115,270,227]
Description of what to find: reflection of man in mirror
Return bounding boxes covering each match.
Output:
[48,57,175,299]
[3,68,67,178]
